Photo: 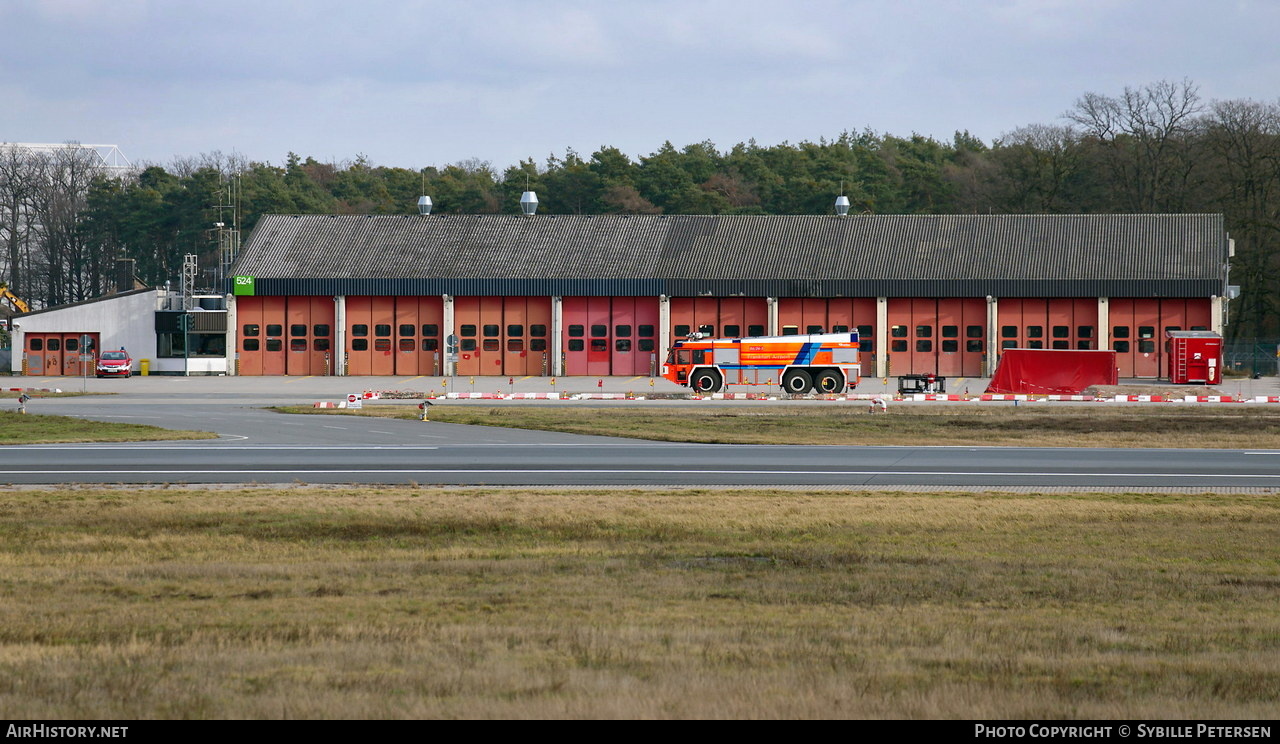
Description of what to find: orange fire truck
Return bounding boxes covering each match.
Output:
[662,331,862,394]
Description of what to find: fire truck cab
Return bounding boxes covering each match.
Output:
[663,331,861,394]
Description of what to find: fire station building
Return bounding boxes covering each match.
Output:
[225,212,1231,379]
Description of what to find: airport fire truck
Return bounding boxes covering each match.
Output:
[662,331,862,394]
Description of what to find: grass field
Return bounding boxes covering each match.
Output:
[0,410,216,445]
[275,403,1280,449]
[0,486,1275,719]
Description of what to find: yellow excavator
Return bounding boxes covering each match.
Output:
[0,282,30,313]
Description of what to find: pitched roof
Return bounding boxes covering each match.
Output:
[232,213,1229,298]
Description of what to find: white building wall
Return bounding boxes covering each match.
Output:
[8,290,228,376]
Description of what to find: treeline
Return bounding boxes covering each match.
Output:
[2,80,1279,336]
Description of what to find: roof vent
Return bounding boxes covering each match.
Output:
[835,195,851,217]
[417,195,433,215]
[520,190,538,216]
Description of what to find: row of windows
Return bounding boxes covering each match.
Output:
[892,325,985,339]
[568,324,655,338]
[675,324,764,338]
[244,324,332,338]
[352,323,443,338]
[893,340,986,353]
[26,338,86,351]
[244,338,334,352]
[1001,325,1093,339]
[1001,340,1096,351]
[567,339,657,353]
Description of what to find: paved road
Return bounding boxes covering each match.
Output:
[5,376,1280,488]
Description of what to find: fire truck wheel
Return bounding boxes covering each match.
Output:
[782,369,813,394]
[815,369,843,393]
[690,370,721,393]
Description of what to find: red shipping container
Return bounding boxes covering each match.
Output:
[985,349,1118,395]
[1166,330,1222,384]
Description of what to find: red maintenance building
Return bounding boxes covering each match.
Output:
[226,212,1233,379]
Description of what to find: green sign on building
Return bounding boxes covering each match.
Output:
[232,276,255,296]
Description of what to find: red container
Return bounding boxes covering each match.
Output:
[1166,330,1222,384]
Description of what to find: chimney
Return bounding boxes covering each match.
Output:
[116,258,139,293]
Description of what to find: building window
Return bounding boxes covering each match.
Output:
[400,324,415,337]
[508,324,523,337]
[891,325,908,338]
[942,325,958,338]
[1138,326,1155,339]
[315,339,330,352]
[638,339,654,352]
[916,340,932,352]
[351,339,368,351]
[461,324,477,337]
[568,324,585,337]
[530,324,547,337]
[530,339,547,352]
[266,339,282,352]
[616,339,632,352]
[782,326,798,336]
[291,324,307,337]
[243,324,260,337]
[615,324,632,337]
[1052,340,1069,350]
[28,338,43,351]
[831,324,849,333]
[482,339,499,351]
[243,339,260,351]
[374,324,391,337]
[460,339,476,351]
[568,339,584,352]
[892,340,908,352]
[1001,325,1017,338]
[942,340,959,352]
[507,339,524,352]
[352,324,368,337]
[590,339,607,352]
[314,324,330,337]
[1077,340,1092,350]
[699,325,714,336]
[1052,325,1069,338]
[483,324,500,337]
[966,340,983,353]
[1114,341,1130,353]
[291,339,307,352]
[160,333,227,358]
[374,339,392,352]
[967,325,983,338]
[674,324,690,337]
[807,325,824,334]
[1028,340,1043,349]
[591,324,608,338]
[748,325,765,337]
[422,324,438,337]
[1078,326,1094,339]
[266,324,283,337]
[1026,326,1043,338]
[1113,326,1130,339]
[399,339,415,352]
[1001,340,1017,350]
[723,325,742,337]
[1138,340,1156,353]
[422,339,438,351]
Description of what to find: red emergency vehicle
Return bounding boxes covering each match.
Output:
[663,331,861,394]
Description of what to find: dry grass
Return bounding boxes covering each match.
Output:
[0,486,1276,719]
[275,403,1280,449]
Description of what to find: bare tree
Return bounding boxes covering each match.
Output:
[0,145,41,303]
[1066,79,1205,211]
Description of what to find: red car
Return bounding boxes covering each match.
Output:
[96,349,133,378]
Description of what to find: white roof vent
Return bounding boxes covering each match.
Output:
[520,190,538,216]
[835,195,850,217]
[417,195,432,215]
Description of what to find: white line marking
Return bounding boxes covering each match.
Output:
[4,469,1278,479]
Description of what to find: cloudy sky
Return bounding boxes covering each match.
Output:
[2,0,1277,173]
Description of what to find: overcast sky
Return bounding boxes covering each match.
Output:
[2,0,1277,174]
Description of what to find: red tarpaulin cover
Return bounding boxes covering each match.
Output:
[984,349,1118,394]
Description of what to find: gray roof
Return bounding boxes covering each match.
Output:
[232,213,1230,298]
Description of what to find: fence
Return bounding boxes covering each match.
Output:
[1223,339,1280,376]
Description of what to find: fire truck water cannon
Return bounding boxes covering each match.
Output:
[661,331,862,395]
